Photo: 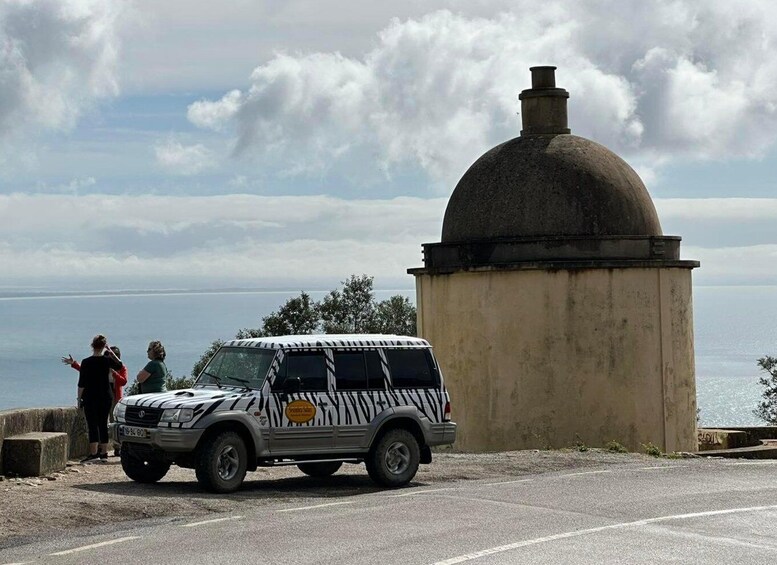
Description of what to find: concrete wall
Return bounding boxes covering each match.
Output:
[0,408,88,474]
[416,266,697,453]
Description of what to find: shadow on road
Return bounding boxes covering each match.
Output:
[74,471,431,502]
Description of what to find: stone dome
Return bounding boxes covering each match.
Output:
[441,67,662,243]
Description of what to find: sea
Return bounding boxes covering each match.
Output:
[0,286,774,428]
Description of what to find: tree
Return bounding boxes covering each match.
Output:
[754,356,777,424]
[319,274,375,333]
[260,291,319,336]
[191,274,417,378]
[370,295,416,335]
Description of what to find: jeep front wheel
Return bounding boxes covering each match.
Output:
[297,461,343,477]
[366,428,420,487]
[120,444,170,483]
[195,431,248,493]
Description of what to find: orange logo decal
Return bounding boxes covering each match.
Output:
[285,399,316,424]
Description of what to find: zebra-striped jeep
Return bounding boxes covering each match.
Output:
[110,335,456,493]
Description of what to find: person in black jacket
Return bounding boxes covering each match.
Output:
[78,334,123,463]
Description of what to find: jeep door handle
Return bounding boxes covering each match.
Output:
[376,401,386,406]
[318,402,329,407]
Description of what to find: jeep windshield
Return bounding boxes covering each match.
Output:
[195,346,275,390]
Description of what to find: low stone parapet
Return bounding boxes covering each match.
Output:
[697,428,753,451]
[2,432,68,476]
[0,408,87,474]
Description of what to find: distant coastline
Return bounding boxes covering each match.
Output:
[0,287,415,301]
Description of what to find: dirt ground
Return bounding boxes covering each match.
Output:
[0,449,687,549]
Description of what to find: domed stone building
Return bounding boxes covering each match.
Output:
[409,67,699,453]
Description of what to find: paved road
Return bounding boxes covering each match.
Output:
[3,458,777,564]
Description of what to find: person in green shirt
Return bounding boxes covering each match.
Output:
[137,340,168,393]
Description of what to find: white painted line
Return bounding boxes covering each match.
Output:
[429,504,777,564]
[390,488,456,498]
[482,479,533,486]
[724,460,777,465]
[50,537,140,556]
[653,523,777,552]
[279,501,355,512]
[559,470,611,478]
[182,516,244,527]
[2,562,32,564]
[634,465,687,471]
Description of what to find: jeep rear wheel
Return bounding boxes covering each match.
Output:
[297,461,343,477]
[366,428,420,488]
[195,431,248,493]
[120,444,170,483]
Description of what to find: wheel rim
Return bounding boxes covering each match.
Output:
[385,441,410,475]
[217,444,239,480]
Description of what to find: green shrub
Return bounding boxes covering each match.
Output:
[574,435,588,452]
[606,440,628,453]
[642,442,662,457]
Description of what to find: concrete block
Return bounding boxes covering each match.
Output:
[0,408,88,473]
[697,428,751,451]
[2,432,69,477]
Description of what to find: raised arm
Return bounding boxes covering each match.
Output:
[61,355,80,372]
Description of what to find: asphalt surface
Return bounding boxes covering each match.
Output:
[2,458,777,564]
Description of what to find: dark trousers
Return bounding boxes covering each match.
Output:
[83,396,112,444]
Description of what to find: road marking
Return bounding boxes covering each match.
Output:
[50,537,140,556]
[390,488,456,498]
[482,479,533,486]
[429,503,777,564]
[559,470,611,478]
[634,465,687,471]
[182,516,244,527]
[651,523,777,552]
[279,501,354,512]
[724,460,777,465]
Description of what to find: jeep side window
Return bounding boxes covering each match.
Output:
[386,349,437,388]
[334,352,366,390]
[333,351,386,390]
[272,351,328,392]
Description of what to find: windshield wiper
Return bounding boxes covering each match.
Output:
[200,371,222,388]
[227,376,252,392]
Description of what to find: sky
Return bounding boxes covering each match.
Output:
[1,0,777,291]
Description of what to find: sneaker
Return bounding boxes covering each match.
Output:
[113,448,121,458]
[98,452,108,461]
[80,453,99,464]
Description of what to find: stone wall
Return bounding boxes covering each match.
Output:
[0,408,88,474]
[416,266,697,453]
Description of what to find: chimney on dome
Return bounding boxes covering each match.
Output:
[519,66,571,136]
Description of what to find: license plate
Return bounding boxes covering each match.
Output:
[119,425,149,438]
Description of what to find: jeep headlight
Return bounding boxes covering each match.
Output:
[113,401,126,422]
[160,408,194,423]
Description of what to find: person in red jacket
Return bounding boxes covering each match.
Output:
[62,345,127,457]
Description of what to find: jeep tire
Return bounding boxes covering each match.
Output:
[297,461,343,477]
[366,428,420,487]
[121,444,171,483]
[195,431,248,493]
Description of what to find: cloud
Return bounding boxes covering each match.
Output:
[154,139,216,175]
[0,193,446,287]
[1,193,777,288]
[0,0,124,145]
[656,198,777,221]
[187,2,777,188]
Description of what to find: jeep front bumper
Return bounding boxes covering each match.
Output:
[109,423,204,452]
